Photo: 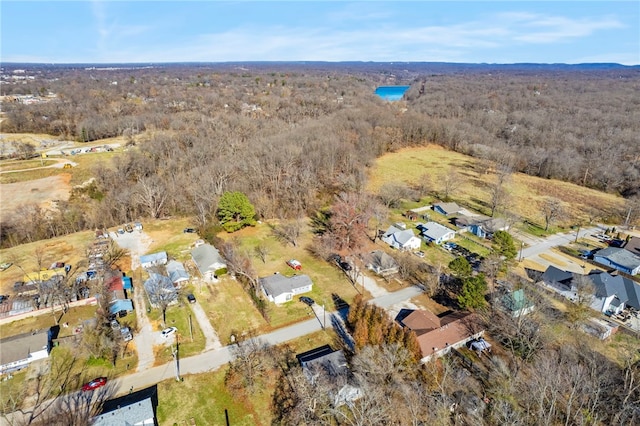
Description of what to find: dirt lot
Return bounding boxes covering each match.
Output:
[0,174,72,221]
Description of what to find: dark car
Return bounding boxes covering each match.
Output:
[82,377,107,392]
[328,253,342,264]
[299,296,315,306]
[339,261,352,271]
[183,228,197,233]
[187,293,196,304]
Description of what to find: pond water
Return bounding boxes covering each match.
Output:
[374,85,410,101]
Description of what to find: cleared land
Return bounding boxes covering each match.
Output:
[367,145,626,226]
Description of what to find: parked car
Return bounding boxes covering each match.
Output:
[299,296,315,306]
[187,293,196,304]
[82,377,107,392]
[120,327,133,342]
[414,251,425,258]
[0,295,9,304]
[287,259,302,270]
[110,319,121,330]
[124,224,133,233]
[339,261,352,271]
[161,326,177,338]
[117,228,125,234]
[328,253,342,264]
[183,228,197,233]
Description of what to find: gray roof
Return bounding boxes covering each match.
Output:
[418,221,455,241]
[587,271,628,301]
[367,250,399,271]
[0,330,50,367]
[139,251,167,266]
[92,396,155,426]
[595,247,640,270]
[166,260,189,283]
[541,265,574,286]
[297,345,348,377]
[191,244,226,275]
[260,273,312,298]
[383,226,418,246]
[622,277,640,310]
[433,202,461,215]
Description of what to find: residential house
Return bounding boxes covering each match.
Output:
[166,260,189,285]
[260,273,313,304]
[593,247,640,275]
[500,288,535,317]
[106,275,126,301]
[381,226,422,251]
[587,271,628,315]
[139,252,168,270]
[540,265,576,291]
[191,244,226,281]
[296,345,361,407]
[395,309,483,362]
[455,215,509,239]
[92,388,158,426]
[622,276,640,310]
[623,236,640,257]
[417,221,456,245]
[109,299,134,315]
[364,250,399,276]
[0,329,53,375]
[143,273,177,308]
[433,202,462,216]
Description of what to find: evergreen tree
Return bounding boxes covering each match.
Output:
[448,256,472,278]
[458,274,488,310]
[217,191,257,232]
[492,230,517,260]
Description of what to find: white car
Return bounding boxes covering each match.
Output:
[161,327,177,338]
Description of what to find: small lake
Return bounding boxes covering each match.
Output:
[375,85,410,101]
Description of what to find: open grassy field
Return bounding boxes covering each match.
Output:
[0,159,59,172]
[141,218,200,261]
[367,145,626,227]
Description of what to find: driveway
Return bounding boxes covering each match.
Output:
[110,229,155,372]
[188,300,222,351]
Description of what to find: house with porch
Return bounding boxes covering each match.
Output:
[381,226,422,251]
[587,271,628,315]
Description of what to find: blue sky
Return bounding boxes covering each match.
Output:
[2,1,638,64]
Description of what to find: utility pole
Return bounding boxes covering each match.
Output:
[519,241,524,262]
[322,303,326,329]
[172,335,181,382]
[188,314,193,342]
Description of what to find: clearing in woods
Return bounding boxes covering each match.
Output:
[367,145,625,225]
[0,174,72,221]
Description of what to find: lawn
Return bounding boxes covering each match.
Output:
[216,220,363,329]
[0,167,64,184]
[0,230,95,295]
[367,145,626,228]
[155,329,336,426]
[142,217,201,261]
[0,304,98,339]
[0,159,58,172]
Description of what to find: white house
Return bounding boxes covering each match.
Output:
[139,252,168,269]
[417,222,456,245]
[166,260,190,285]
[191,244,226,281]
[260,273,313,304]
[0,329,52,375]
[587,271,628,315]
[381,226,422,251]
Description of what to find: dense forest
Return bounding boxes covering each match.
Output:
[1,62,639,246]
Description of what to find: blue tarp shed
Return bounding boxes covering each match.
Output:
[109,299,134,314]
[122,276,133,290]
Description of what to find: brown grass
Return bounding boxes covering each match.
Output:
[367,145,626,226]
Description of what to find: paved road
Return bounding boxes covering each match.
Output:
[520,227,600,259]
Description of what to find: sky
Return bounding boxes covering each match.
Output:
[1,1,639,65]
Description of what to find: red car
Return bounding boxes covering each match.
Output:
[82,377,107,392]
[286,259,302,270]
